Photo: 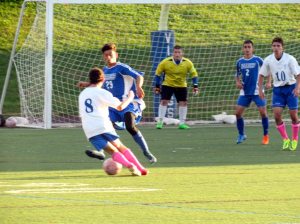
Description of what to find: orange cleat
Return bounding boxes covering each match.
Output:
[262,135,269,145]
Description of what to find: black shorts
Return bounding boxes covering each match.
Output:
[161,85,188,102]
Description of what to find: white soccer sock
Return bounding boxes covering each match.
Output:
[158,105,167,122]
[179,106,187,124]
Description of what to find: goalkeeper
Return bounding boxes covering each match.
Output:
[154,45,199,129]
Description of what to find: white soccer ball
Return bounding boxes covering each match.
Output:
[102,158,122,175]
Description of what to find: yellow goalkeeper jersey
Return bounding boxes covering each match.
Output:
[155,57,198,87]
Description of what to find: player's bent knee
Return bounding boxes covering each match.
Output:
[126,125,138,136]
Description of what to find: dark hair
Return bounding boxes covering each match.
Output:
[243,40,254,46]
[272,37,284,46]
[89,67,105,84]
[101,43,117,53]
[174,45,182,50]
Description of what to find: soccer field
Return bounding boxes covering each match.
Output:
[1,125,300,224]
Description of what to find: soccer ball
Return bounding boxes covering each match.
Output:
[102,158,122,175]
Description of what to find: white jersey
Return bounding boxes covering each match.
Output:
[259,52,300,87]
[79,86,121,139]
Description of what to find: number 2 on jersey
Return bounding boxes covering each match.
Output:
[85,98,93,113]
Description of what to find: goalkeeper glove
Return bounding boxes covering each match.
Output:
[154,86,161,94]
[193,85,199,96]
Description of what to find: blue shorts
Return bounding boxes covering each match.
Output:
[89,132,119,151]
[272,84,298,110]
[109,102,142,124]
[237,95,266,108]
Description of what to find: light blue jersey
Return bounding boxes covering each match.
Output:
[236,55,263,95]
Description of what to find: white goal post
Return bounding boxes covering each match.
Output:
[1,0,300,128]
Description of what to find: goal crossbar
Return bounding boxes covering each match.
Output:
[27,0,300,4]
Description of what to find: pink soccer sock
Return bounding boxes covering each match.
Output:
[122,149,145,172]
[276,123,289,140]
[291,123,300,141]
[112,152,132,168]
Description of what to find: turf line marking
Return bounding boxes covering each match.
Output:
[7,194,300,219]
[5,187,161,194]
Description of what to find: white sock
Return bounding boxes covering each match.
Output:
[179,106,187,124]
[158,105,167,122]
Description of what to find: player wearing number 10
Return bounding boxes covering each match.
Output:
[258,37,300,151]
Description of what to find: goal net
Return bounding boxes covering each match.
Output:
[4,0,300,128]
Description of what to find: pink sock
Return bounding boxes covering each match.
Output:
[122,149,145,172]
[276,123,289,140]
[112,152,133,168]
[292,123,300,141]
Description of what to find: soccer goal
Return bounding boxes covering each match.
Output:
[1,0,300,128]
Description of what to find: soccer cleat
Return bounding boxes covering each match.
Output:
[128,165,141,176]
[112,122,126,130]
[178,123,190,129]
[236,134,247,144]
[141,169,149,176]
[145,153,157,164]
[262,135,269,145]
[156,121,163,129]
[289,140,298,151]
[282,139,290,151]
[85,149,105,160]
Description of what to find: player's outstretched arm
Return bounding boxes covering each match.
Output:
[77,81,89,88]
[116,90,134,111]
[136,75,145,98]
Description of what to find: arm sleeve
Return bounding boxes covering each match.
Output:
[155,75,162,87]
[289,56,300,76]
[189,62,198,78]
[259,60,269,77]
[192,77,198,86]
[155,61,164,76]
[122,64,140,79]
[100,91,122,109]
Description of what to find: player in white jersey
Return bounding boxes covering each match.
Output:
[79,67,148,175]
[235,40,270,145]
[78,43,157,164]
[258,37,300,151]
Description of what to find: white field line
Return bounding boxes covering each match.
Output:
[5,187,161,194]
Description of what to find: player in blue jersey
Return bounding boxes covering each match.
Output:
[78,43,157,163]
[235,40,271,145]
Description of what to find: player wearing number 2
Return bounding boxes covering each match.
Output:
[258,37,300,151]
[235,40,270,145]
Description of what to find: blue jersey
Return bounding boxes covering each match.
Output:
[102,62,141,100]
[102,62,144,124]
[235,55,263,95]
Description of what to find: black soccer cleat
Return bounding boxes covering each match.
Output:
[85,149,105,160]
